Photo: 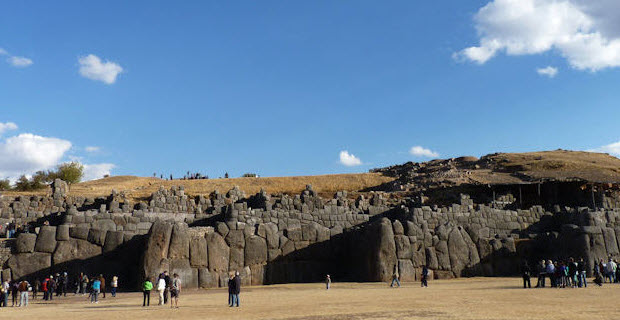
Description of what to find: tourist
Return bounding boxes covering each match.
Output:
[81,274,89,295]
[577,258,587,288]
[48,275,56,300]
[91,277,101,303]
[521,260,531,288]
[157,274,166,305]
[62,272,69,296]
[32,279,40,300]
[111,275,118,297]
[568,258,578,288]
[535,260,546,288]
[18,280,29,307]
[606,258,616,283]
[616,259,620,283]
[163,271,171,304]
[170,273,181,309]
[546,260,556,287]
[99,274,106,298]
[594,266,604,286]
[42,276,49,300]
[390,270,401,288]
[1,279,9,307]
[421,265,429,287]
[142,278,153,307]
[55,273,63,296]
[11,280,19,306]
[325,274,331,290]
[232,271,241,307]
[227,274,234,307]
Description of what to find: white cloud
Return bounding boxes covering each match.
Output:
[0,133,72,179]
[457,0,620,71]
[83,163,115,181]
[85,146,101,152]
[0,48,7,55]
[537,66,558,78]
[0,122,18,136]
[591,141,620,155]
[409,146,439,158]
[339,150,362,166]
[78,54,123,84]
[7,56,33,68]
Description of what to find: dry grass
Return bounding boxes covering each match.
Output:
[1,278,618,320]
[3,173,394,200]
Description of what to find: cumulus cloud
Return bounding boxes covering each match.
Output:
[85,146,101,152]
[456,0,620,71]
[0,133,72,179]
[83,163,115,181]
[409,146,439,158]
[339,150,362,166]
[78,54,123,84]
[590,141,620,155]
[0,122,18,136]
[7,56,33,67]
[537,66,558,77]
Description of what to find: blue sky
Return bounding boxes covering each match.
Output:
[2,0,620,180]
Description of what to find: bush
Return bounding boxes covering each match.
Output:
[54,162,84,184]
[14,175,36,191]
[0,179,10,191]
[242,173,258,178]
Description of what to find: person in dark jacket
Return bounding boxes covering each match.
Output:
[231,272,241,307]
[421,265,429,287]
[227,274,234,307]
[521,260,531,288]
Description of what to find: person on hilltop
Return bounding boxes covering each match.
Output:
[521,260,532,288]
[170,273,181,309]
[111,275,118,297]
[421,265,429,287]
[157,274,166,305]
[142,278,153,307]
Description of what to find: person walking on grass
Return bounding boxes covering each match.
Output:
[390,270,401,288]
[142,278,153,307]
[111,276,118,297]
[325,275,331,290]
[170,273,181,309]
[157,275,166,305]
[421,265,429,287]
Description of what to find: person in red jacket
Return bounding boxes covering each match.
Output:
[42,278,49,300]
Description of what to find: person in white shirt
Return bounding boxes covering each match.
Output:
[157,276,166,305]
[606,258,617,283]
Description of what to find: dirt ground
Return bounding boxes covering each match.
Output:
[1,278,619,320]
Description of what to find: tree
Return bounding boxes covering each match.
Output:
[0,179,10,191]
[14,175,33,191]
[55,162,84,184]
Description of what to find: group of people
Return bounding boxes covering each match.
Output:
[0,272,119,307]
[142,271,181,308]
[389,265,430,288]
[521,257,620,288]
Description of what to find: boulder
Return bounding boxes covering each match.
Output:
[398,259,415,282]
[216,222,230,238]
[69,227,89,240]
[392,220,404,235]
[370,218,397,282]
[15,233,37,253]
[250,264,265,286]
[229,247,244,271]
[425,247,439,270]
[170,259,198,288]
[142,221,173,280]
[198,268,218,288]
[394,235,412,259]
[225,230,245,248]
[189,237,208,268]
[35,226,57,253]
[103,231,124,253]
[56,225,70,241]
[7,253,52,280]
[87,229,107,246]
[245,235,268,265]
[207,232,229,272]
[168,223,190,260]
[602,227,619,256]
[53,239,102,265]
[435,240,450,270]
[265,223,279,249]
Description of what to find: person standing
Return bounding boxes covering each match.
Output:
[18,280,29,307]
[47,276,56,300]
[390,270,401,288]
[577,258,587,288]
[536,260,546,288]
[325,275,331,290]
[62,272,69,297]
[110,276,118,297]
[91,277,101,304]
[227,274,234,307]
[521,261,532,288]
[99,275,106,299]
[170,273,181,309]
[32,279,40,300]
[1,279,9,307]
[421,265,429,287]
[157,275,166,305]
[546,260,556,287]
[11,281,19,306]
[163,271,171,305]
[142,278,153,307]
[232,272,241,307]
[606,258,616,283]
[81,274,89,296]
[42,277,49,300]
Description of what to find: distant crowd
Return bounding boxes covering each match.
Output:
[521,257,620,288]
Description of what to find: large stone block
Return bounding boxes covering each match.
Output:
[35,226,57,253]
[103,231,124,253]
[250,264,265,286]
[245,235,267,266]
[226,230,245,248]
[170,259,198,288]
[198,268,218,288]
[398,259,415,282]
[56,225,70,241]
[395,235,412,259]
[15,233,37,253]
[53,239,102,265]
[207,232,229,272]
[229,247,244,271]
[168,223,190,260]
[87,229,107,246]
[7,252,52,280]
[142,221,173,280]
[69,227,89,240]
[189,236,208,268]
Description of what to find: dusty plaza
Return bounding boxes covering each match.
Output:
[1,278,619,320]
